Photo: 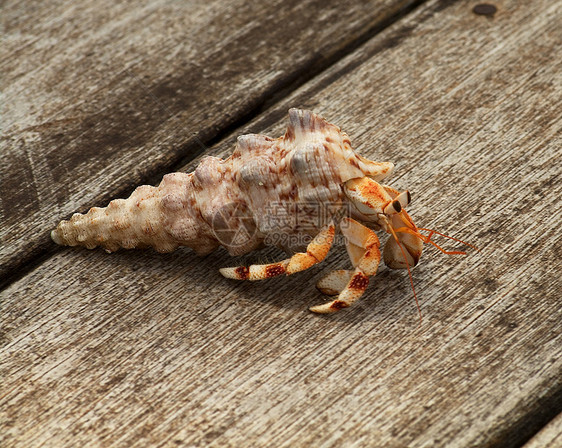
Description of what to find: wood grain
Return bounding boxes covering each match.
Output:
[1,0,561,447]
[0,0,418,281]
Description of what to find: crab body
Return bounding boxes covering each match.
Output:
[52,109,434,313]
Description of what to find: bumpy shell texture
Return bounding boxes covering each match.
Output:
[51,109,394,256]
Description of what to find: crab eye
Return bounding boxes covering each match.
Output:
[383,199,402,215]
[395,190,411,208]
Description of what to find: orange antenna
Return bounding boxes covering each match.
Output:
[387,225,422,325]
[395,213,478,253]
[392,226,466,255]
[417,227,480,252]
[424,238,466,255]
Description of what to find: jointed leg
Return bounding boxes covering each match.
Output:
[220,224,335,281]
[310,218,380,313]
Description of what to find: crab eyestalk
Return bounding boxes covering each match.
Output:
[382,190,411,215]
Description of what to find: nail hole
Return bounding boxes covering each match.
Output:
[473,4,497,16]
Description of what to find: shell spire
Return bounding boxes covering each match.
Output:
[51,172,219,255]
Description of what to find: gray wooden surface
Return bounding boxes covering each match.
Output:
[1,0,561,447]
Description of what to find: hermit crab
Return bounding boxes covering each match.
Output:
[52,109,473,316]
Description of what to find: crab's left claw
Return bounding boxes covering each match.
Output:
[383,233,422,268]
[383,212,423,269]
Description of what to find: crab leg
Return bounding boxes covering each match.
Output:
[220,223,335,281]
[310,218,380,313]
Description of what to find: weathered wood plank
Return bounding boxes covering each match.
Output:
[1,0,561,447]
[0,0,418,282]
[523,413,562,448]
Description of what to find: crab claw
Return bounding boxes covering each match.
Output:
[383,212,423,269]
[383,235,422,268]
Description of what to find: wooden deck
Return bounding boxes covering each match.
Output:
[1,0,561,446]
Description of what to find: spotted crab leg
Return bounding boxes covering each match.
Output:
[220,223,335,281]
[310,218,380,313]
